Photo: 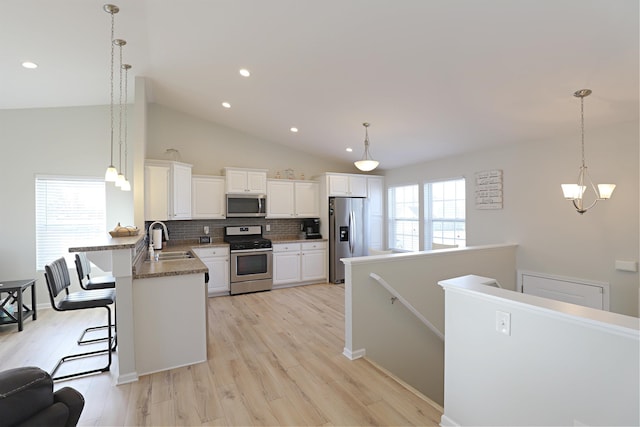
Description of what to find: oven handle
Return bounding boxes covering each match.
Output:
[230,248,273,254]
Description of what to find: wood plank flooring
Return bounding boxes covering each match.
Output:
[0,283,442,426]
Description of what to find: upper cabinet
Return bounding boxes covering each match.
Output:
[192,175,226,219]
[224,167,267,194]
[327,173,367,197]
[267,180,319,218]
[145,160,192,221]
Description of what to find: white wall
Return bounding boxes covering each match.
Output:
[146,104,355,178]
[385,121,639,316]
[0,106,133,305]
[343,244,517,405]
[439,277,639,426]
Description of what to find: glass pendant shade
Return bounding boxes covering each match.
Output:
[354,159,380,172]
[115,172,126,188]
[105,165,118,182]
[121,179,131,192]
[561,184,585,200]
[597,184,616,199]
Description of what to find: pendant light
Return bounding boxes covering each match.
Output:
[560,89,615,214]
[104,4,120,182]
[114,38,127,188]
[120,63,132,192]
[354,122,379,172]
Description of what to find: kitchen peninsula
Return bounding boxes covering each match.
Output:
[69,233,208,383]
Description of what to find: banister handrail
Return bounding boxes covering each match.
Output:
[369,272,445,341]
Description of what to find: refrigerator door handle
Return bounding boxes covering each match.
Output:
[349,210,355,254]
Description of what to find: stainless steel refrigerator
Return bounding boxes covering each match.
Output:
[329,197,366,283]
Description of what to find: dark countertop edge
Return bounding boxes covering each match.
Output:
[69,233,145,252]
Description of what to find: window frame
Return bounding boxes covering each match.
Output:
[387,183,420,252]
[424,177,466,250]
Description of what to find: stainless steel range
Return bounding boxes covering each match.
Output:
[224,225,273,295]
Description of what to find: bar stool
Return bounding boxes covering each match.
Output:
[74,252,116,345]
[44,257,116,381]
[74,252,115,290]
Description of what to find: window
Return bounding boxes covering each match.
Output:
[35,176,106,269]
[388,184,419,251]
[425,178,465,249]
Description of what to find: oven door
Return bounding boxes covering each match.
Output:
[230,250,273,283]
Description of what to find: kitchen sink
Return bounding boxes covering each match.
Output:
[148,250,195,261]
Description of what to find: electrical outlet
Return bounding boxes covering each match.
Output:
[266,224,271,232]
[496,311,511,336]
[203,226,209,235]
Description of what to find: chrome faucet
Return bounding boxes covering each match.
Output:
[147,221,169,247]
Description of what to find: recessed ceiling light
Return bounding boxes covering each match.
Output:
[290,127,298,133]
[222,102,231,108]
[239,68,251,77]
[21,61,38,69]
[346,147,353,152]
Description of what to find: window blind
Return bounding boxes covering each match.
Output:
[35,176,106,270]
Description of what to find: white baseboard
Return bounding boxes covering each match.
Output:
[440,414,460,427]
[342,347,366,360]
[116,372,139,385]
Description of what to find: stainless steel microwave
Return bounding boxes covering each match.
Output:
[226,194,266,217]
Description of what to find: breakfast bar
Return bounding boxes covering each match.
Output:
[68,233,208,383]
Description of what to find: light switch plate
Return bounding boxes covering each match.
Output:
[496,311,511,336]
[615,260,638,272]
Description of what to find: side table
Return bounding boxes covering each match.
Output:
[0,279,37,332]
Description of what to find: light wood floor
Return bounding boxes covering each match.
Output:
[0,283,442,426]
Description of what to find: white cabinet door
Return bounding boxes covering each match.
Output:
[144,165,169,221]
[225,169,248,194]
[294,182,320,217]
[328,174,350,196]
[301,248,326,282]
[224,168,268,194]
[327,174,367,197]
[273,243,301,285]
[247,171,267,194]
[366,176,384,250]
[170,163,192,220]
[207,256,230,294]
[267,180,294,218]
[192,176,225,219]
[348,175,368,197]
[193,247,230,296]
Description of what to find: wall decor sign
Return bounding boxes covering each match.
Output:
[475,169,503,210]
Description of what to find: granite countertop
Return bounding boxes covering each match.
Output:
[133,240,227,279]
[69,233,145,252]
[270,235,328,244]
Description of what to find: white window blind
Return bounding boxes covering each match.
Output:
[35,176,106,270]
[388,184,419,251]
[425,178,466,249]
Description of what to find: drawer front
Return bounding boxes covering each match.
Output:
[301,241,327,251]
[193,247,229,258]
[272,243,301,253]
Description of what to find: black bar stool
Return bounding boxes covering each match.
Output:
[44,257,116,381]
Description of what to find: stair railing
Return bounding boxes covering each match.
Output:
[369,272,445,341]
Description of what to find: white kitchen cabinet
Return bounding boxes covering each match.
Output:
[327,173,367,197]
[366,176,385,251]
[273,241,327,287]
[224,167,268,194]
[267,180,319,218]
[192,246,230,296]
[192,175,226,219]
[145,160,192,221]
[273,243,301,285]
[301,241,327,282]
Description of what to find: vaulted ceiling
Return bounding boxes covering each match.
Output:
[3,0,638,169]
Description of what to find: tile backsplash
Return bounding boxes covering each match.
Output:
[144,218,308,242]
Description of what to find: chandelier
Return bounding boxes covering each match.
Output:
[561,89,615,214]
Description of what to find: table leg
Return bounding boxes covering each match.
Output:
[31,283,37,321]
[17,290,23,332]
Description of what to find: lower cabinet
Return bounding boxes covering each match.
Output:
[192,247,230,296]
[273,241,327,287]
